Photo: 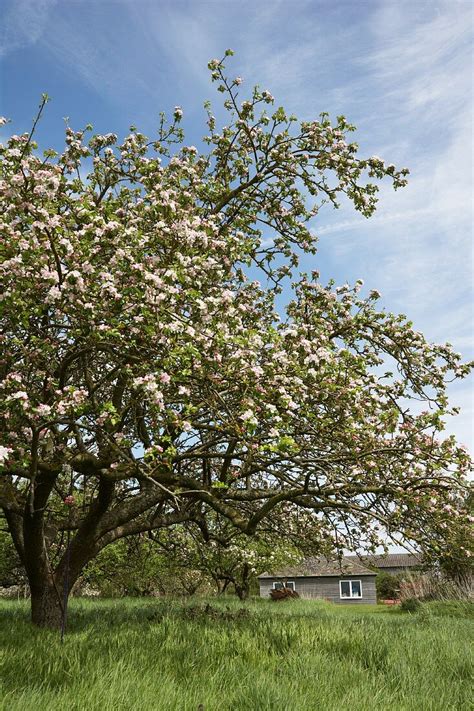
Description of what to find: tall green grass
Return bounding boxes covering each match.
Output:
[0,597,472,710]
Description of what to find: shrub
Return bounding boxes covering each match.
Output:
[376,571,402,600]
[269,587,300,601]
[400,597,421,613]
[400,572,472,602]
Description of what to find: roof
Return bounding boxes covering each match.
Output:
[258,556,375,579]
[345,553,422,569]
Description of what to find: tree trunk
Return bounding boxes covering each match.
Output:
[30,582,64,629]
[235,564,250,600]
[235,583,250,601]
[216,578,230,595]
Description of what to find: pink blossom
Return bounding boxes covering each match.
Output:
[0,446,13,464]
[35,404,51,416]
[9,391,28,401]
[46,285,61,302]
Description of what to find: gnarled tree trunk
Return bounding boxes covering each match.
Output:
[30,580,64,629]
[20,475,114,629]
[5,469,190,629]
[234,563,251,600]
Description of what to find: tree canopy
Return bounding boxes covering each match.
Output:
[0,52,472,627]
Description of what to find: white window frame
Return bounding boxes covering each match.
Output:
[272,580,296,591]
[339,579,363,599]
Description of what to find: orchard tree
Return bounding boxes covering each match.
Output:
[0,530,25,589]
[0,53,472,628]
[416,489,473,587]
[151,513,305,600]
[80,533,208,597]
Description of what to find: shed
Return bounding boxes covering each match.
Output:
[258,556,377,604]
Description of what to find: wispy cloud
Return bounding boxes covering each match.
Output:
[0,0,56,57]
[314,207,433,238]
[308,2,473,445]
[12,1,218,109]
[443,381,474,449]
[366,2,472,117]
[315,4,472,308]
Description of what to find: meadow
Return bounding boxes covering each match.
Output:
[0,597,472,711]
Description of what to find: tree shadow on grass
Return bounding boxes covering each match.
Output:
[0,597,256,637]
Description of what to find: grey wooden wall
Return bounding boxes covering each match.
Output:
[259,575,377,604]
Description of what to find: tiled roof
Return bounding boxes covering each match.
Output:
[345,553,422,569]
[258,556,375,579]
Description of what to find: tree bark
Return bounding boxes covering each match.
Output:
[235,582,250,600]
[235,563,251,600]
[30,581,63,629]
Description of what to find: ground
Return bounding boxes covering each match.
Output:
[0,597,472,710]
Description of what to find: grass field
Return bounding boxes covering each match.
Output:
[0,597,472,711]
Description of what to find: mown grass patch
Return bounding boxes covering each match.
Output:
[0,597,472,710]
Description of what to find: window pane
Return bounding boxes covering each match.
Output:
[274,582,284,590]
[340,581,351,597]
[351,581,362,597]
[286,582,295,591]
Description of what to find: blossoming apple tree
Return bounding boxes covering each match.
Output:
[0,53,472,627]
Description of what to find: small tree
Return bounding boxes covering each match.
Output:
[417,489,473,588]
[81,535,170,597]
[0,53,472,628]
[152,515,302,600]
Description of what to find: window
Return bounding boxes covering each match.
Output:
[339,580,362,599]
[272,581,296,591]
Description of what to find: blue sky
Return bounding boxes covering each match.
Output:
[1,0,472,448]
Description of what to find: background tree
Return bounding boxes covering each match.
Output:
[0,53,472,628]
[416,489,473,587]
[151,514,304,600]
[0,530,26,590]
[375,571,403,601]
[80,533,211,598]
